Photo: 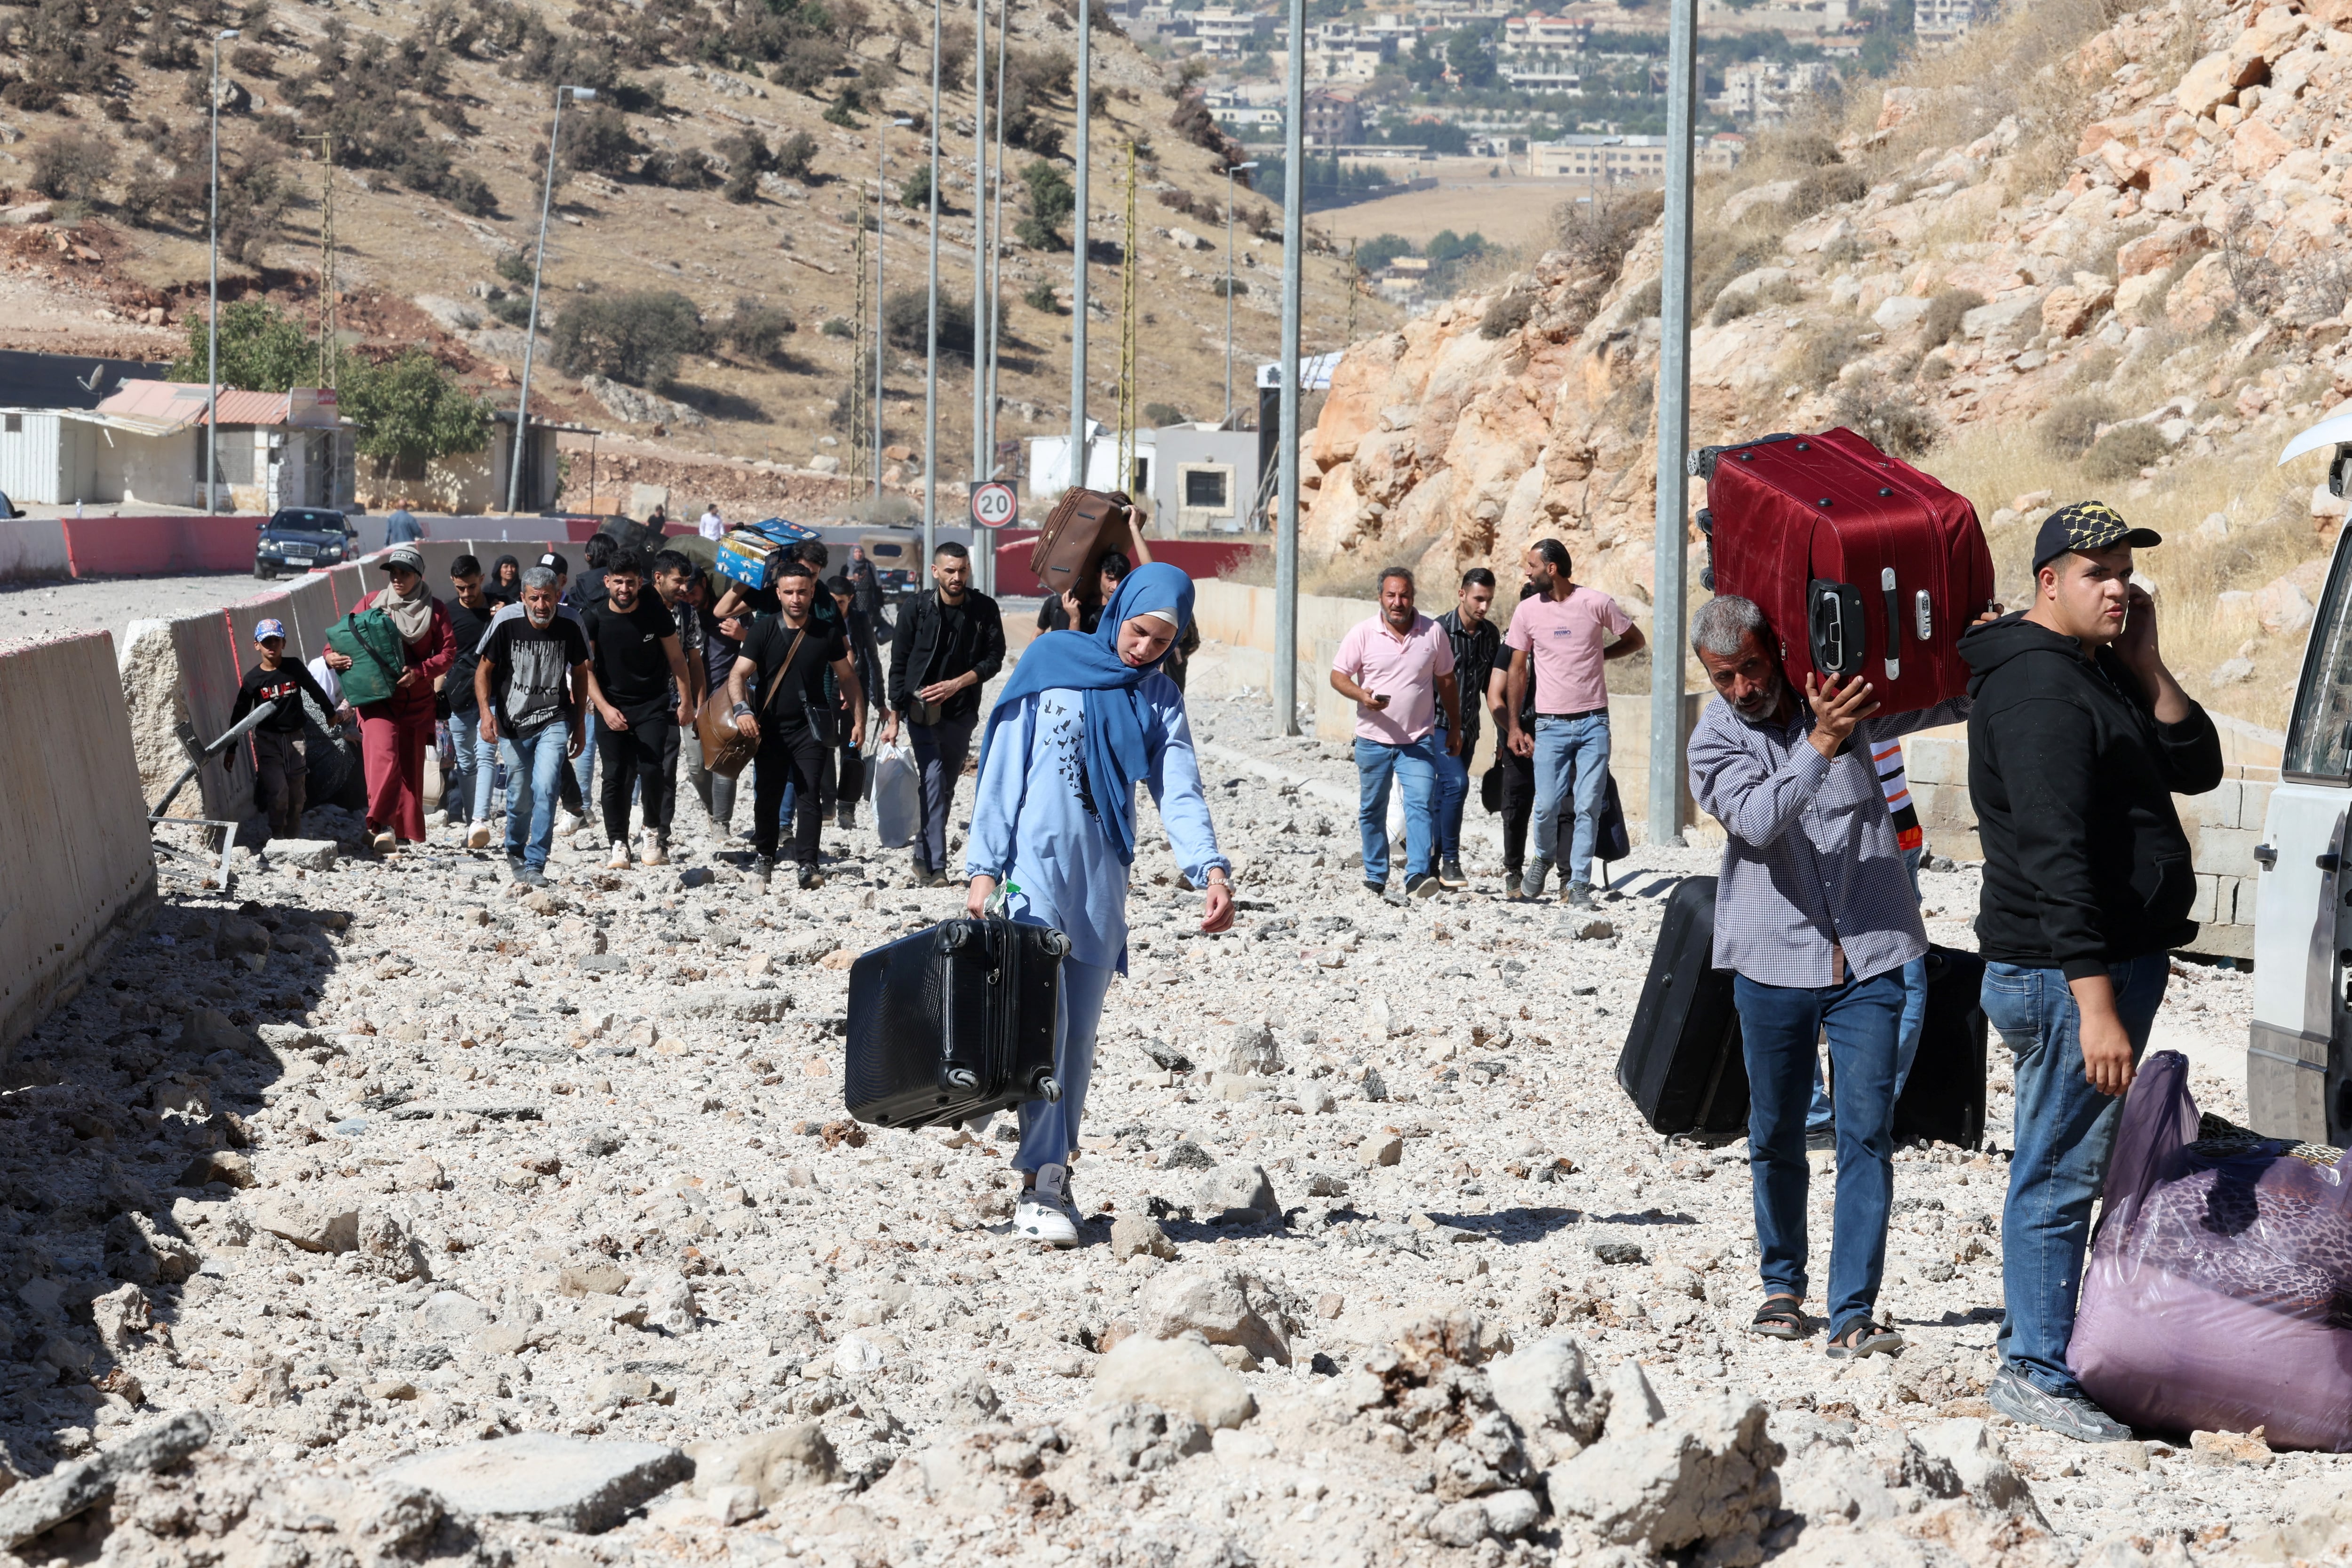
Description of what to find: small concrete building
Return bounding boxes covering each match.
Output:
[0,380,350,511]
[1147,425,1261,536]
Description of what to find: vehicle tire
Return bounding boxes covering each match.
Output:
[254,562,274,580]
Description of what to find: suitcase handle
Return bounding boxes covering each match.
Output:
[1811,583,1847,674]
[1880,568,1901,681]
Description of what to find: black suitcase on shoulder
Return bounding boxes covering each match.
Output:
[1617,876,1748,1135]
[844,917,1068,1130]
[1892,945,1988,1148]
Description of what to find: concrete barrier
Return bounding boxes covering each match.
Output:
[59,515,260,576]
[0,517,70,581]
[285,572,337,664]
[119,606,256,824]
[0,630,159,1068]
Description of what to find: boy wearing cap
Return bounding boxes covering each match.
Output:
[230,619,334,842]
[1960,501,2222,1442]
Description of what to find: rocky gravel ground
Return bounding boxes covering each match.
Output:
[0,682,2336,1568]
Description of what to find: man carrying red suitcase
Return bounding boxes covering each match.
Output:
[1502,540,1645,906]
[1687,594,1970,1360]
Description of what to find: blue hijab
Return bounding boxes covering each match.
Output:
[981,562,1196,866]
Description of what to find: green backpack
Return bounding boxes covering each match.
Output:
[325,608,406,706]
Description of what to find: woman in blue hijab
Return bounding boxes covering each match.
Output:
[967,561,1232,1247]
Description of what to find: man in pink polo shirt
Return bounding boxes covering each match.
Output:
[1331,567,1460,900]
[1502,538,1646,906]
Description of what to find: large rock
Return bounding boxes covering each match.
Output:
[1220,1022,1283,1076]
[1196,1164,1279,1219]
[2176,50,2238,117]
[1091,1333,1256,1429]
[683,1424,840,1505]
[412,1290,489,1337]
[104,1212,199,1285]
[268,839,340,871]
[249,1192,360,1253]
[1141,1265,1295,1365]
[1547,1393,1784,1568]
[675,987,793,1022]
[380,1433,691,1534]
[0,1411,211,1548]
[1913,1417,2038,1515]
[1487,1336,1606,1464]
[181,1008,256,1059]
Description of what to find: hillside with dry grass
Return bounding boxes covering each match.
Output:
[0,0,1392,515]
[1303,0,2352,730]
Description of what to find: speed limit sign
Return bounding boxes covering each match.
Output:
[970,481,1018,530]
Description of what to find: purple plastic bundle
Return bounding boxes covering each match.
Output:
[2069,1050,2352,1450]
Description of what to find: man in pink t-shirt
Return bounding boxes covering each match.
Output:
[1501,538,1646,905]
[1330,567,1459,900]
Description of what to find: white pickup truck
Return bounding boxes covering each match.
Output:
[2250,414,2352,1141]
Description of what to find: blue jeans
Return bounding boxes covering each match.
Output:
[1432,719,1474,864]
[445,711,496,824]
[1014,956,1116,1173]
[1984,951,2168,1400]
[1354,735,1438,887]
[1736,969,1905,1338]
[1810,846,1927,1132]
[570,707,600,807]
[1531,713,1610,888]
[499,721,572,871]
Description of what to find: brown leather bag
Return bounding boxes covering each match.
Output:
[696,628,803,780]
[1030,487,1136,605]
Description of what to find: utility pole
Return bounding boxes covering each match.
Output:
[1223,160,1257,425]
[511,83,594,516]
[299,129,336,388]
[985,0,1007,487]
[207,27,237,514]
[1650,0,1696,849]
[970,0,987,494]
[1069,0,1091,500]
[1116,139,1139,501]
[1274,0,1304,737]
[923,0,943,564]
[851,188,869,488]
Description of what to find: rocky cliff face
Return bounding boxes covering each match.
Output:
[1303,0,2352,709]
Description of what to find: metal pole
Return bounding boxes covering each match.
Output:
[1069,0,1090,498]
[207,31,235,512]
[875,127,889,499]
[1274,0,1303,737]
[924,0,942,565]
[512,84,590,516]
[1221,159,1256,426]
[971,0,987,490]
[1649,0,1696,850]
[986,0,1006,474]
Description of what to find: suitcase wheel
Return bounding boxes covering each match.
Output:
[1037,1073,1062,1103]
[944,1065,979,1093]
[1041,929,1071,958]
[942,924,978,952]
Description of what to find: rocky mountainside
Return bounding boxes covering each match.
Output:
[0,0,1386,513]
[1303,0,2352,728]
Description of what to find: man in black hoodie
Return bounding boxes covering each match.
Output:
[1960,500,2222,1443]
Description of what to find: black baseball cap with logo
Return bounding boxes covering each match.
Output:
[2031,501,2162,573]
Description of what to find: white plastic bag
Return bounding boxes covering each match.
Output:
[871,739,920,848]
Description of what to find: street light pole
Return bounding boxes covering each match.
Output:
[1223,159,1257,426]
[1068,0,1090,499]
[510,83,594,516]
[1649,0,1697,849]
[876,116,915,500]
[986,0,1006,474]
[923,0,943,565]
[970,0,987,493]
[1274,0,1304,736]
[207,28,238,514]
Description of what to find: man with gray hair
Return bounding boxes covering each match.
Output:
[1686,593,1973,1360]
[475,565,591,886]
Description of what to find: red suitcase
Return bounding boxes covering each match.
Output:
[1695,428,1995,715]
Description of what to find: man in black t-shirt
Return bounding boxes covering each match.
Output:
[231,618,336,841]
[883,540,1004,884]
[442,554,497,847]
[476,567,591,885]
[582,555,692,869]
[728,560,865,888]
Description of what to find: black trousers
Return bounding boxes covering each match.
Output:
[1498,744,1538,872]
[596,714,676,844]
[753,722,831,867]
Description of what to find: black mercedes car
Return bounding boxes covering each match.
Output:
[254,508,355,578]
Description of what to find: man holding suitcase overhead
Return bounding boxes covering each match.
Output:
[1960,503,2221,1443]
[1502,540,1645,906]
[1686,594,1970,1360]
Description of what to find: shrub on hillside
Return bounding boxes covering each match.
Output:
[552,290,706,388]
[1785,162,1868,221]
[1480,289,1537,340]
[2081,422,2168,482]
[30,132,116,203]
[882,289,975,356]
[1024,281,1063,314]
[1788,318,1869,386]
[1553,189,1661,281]
[2040,393,2118,459]
[641,148,718,190]
[775,130,819,182]
[1831,371,1940,458]
[1921,287,1984,347]
[724,297,796,359]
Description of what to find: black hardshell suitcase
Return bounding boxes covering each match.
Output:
[844,917,1067,1130]
[1892,945,1988,1149]
[1617,876,1748,1135]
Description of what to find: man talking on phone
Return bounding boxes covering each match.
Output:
[1331,567,1458,902]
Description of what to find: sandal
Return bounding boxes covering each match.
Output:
[1825,1321,1905,1360]
[1751,1297,1806,1340]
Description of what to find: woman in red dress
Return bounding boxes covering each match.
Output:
[324,544,454,850]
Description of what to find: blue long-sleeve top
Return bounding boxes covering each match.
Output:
[964,677,1230,973]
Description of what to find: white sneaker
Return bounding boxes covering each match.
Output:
[555,810,583,837]
[467,821,492,850]
[605,838,632,869]
[1016,1163,1081,1247]
[640,832,669,866]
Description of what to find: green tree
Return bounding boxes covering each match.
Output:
[1356,233,1416,274]
[338,348,492,476]
[168,299,316,391]
[899,164,932,209]
[1017,158,1074,248]
[551,289,707,388]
